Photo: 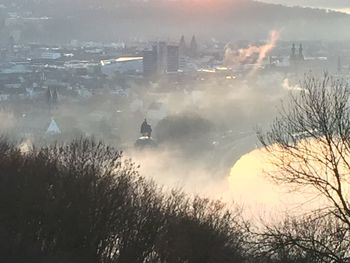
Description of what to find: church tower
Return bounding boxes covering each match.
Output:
[298,44,304,61]
[179,35,186,57]
[190,35,198,58]
[290,43,296,61]
[289,43,305,69]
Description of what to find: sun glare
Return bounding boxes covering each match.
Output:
[228,139,343,217]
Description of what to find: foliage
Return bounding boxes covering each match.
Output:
[0,137,245,263]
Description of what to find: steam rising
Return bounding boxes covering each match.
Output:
[0,69,301,219]
[228,146,320,217]
[224,30,280,75]
[228,138,350,218]
[282,78,303,91]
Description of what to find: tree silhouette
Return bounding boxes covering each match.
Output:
[258,74,350,261]
[0,137,246,263]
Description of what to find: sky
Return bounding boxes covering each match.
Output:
[258,0,350,14]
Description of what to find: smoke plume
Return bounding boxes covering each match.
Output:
[224,30,280,75]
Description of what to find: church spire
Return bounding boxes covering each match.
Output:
[298,43,304,60]
[179,35,186,57]
[290,43,296,60]
[190,35,198,58]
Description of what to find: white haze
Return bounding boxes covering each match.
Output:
[0,58,325,220]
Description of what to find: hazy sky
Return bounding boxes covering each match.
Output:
[259,0,350,13]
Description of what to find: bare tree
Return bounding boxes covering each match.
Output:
[258,74,350,260]
[253,213,350,263]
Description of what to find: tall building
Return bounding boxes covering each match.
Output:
[157,41,168,74]
[143,41,180,77]
[143,46,158,77]
[167,45,179,73]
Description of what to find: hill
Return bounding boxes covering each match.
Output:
[2,0,350,42]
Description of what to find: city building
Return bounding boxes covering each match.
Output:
[101,56,143,77]
[143,42,180,77]
[167,45,179,73]
[143,46,158,77]
[157,41,168,74]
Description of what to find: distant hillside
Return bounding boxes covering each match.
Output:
[2,0,350,43]
[258,0,350,9]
